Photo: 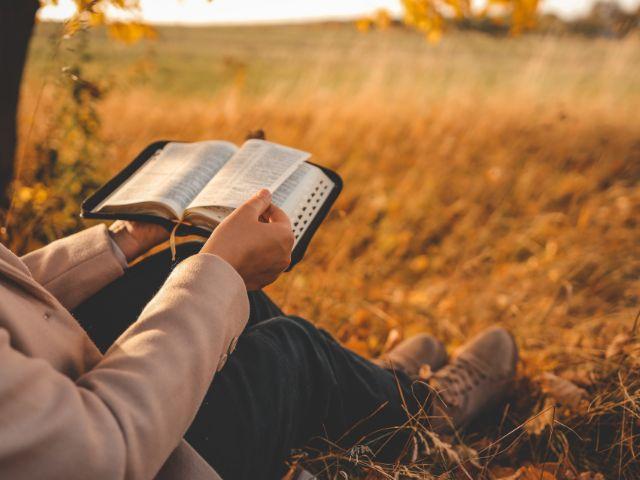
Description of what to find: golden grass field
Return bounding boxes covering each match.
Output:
[15,22,640,478]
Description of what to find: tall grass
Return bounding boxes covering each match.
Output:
[16,23,640,477]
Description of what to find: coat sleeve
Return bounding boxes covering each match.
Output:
[0,253,249,480]
[21,225,126,310]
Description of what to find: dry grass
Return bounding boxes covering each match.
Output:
[16,23,640,478]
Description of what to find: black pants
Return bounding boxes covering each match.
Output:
[73,244,430,480]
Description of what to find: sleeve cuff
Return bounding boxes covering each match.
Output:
[163,252,250,355]
[108,236,129,269]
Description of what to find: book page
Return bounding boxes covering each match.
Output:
[273,164,334,246]
[187,139,310,210]
[187,164,319,229]
[96,141,237,217]
[184,161,334,247]
[272,162,318,217]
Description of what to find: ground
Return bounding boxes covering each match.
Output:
[16,22,640,478]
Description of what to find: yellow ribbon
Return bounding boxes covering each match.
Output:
[169,217,187,263]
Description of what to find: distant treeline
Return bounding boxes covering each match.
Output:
[539,1,639,38]
[385,1,640,38]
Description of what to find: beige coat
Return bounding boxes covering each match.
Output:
[0,224,249,480]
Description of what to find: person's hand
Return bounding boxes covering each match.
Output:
[202,189,294,290]
[109,220,170,262]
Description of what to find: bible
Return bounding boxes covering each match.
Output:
[81,139,342,268]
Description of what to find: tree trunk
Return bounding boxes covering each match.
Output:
[0,1,40,210]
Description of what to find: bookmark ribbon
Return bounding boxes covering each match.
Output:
[169,216,189,264]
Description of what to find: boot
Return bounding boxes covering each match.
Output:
[374,333,447,377]
[428,327,518,433]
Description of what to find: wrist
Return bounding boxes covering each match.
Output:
[201,243,242,277]
[108,222,142,262]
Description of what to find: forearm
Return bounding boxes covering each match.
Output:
[21,225,125,309]
[77,253,249,478]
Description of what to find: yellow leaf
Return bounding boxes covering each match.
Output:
[108,22,157,44]
[524,399,555,435]
[17,187,33,203]
[355,18,372,33]
[374,9,392,30]
[409,254,429,273]
[88,10,106,27]
[383,328,402,352]
[538,373,588,412]
[427,29,443,44]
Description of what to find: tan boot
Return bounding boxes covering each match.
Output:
[374,333,448,377]
[428,327,518,433]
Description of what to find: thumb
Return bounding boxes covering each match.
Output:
[264,203,291,226]
[238,189,272,217]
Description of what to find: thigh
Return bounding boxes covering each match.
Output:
[73,242,198,351]
[248,287,284,325]
[74,241,284,351]
[185,316,326,480]
[73,243,192,352]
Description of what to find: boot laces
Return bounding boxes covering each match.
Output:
[434,355,492,408]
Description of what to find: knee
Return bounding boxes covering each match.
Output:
[247,316,335,378]
[254,316,322,345]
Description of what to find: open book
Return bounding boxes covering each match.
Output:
[82,139,342,267]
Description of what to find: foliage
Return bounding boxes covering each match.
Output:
[6,27,107,252]
[360,2,640,40]
[356,9,394,33]
[401,0,540,37]
[42,0,541,43]
[41,0,156,42]
[358,0,541,40]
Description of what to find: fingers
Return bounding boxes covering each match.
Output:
[238,190,292,234]
[265,203,291,226]
[239,189,272,218]
[268,209,294,251]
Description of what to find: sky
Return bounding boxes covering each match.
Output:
[39,0,640,25]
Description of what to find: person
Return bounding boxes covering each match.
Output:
[0,188,517,480]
